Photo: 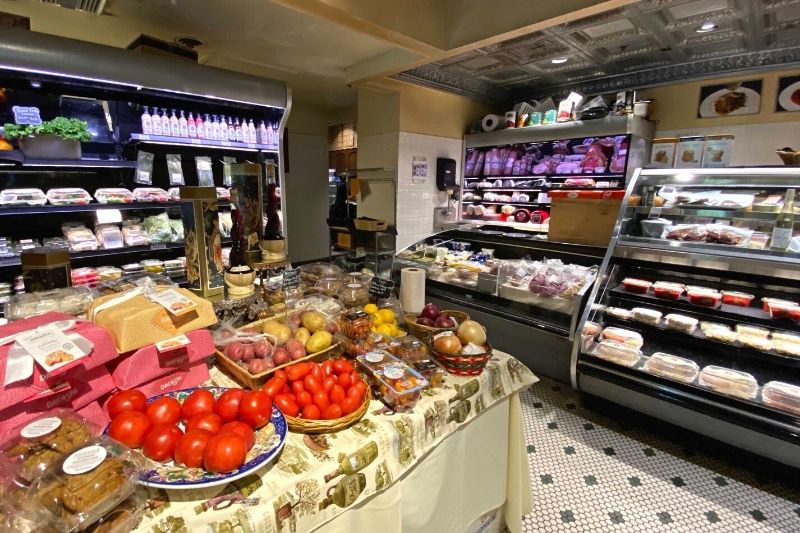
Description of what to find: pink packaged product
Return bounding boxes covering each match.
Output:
[0,365,114,433]
[76,400,110,428]
[0,312,118,408]
[107,329,214,389]
[134,361,210,399]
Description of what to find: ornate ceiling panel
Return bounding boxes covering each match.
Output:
[394,0,800,105]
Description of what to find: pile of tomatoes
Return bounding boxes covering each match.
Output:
[261,358,368,420]
[106,387,273,473]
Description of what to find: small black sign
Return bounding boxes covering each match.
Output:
[283,268,300,291]
[368,277,395,300]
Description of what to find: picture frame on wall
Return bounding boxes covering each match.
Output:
[775,75,800,112]
[698,79,762,118]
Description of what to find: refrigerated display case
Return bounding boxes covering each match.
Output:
[395,224,604,381]
[573,167,800,467]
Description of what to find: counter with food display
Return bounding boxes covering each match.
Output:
[574,167,800,468]
[394,225,605,382]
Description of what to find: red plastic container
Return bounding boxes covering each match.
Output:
[653,282,684,300]
[766,300,800,320]
[687,289,722,307]
[622,278,652,294]
[721,291,754,307]
[762,297,798,314]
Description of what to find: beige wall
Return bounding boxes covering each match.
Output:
[398,81,492,139]
[644,68,800,131]
[286,103,337,136]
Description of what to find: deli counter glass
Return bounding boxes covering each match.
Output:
[574,167,800,468]
[395,224,604,381]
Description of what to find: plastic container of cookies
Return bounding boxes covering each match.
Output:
[643,353,699,383]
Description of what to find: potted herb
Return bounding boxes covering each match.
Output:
[3,117,91,159]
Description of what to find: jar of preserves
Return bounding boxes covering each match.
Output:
[397,336,428,362]
[339,310,373,341]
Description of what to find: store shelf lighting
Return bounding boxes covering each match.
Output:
[696,21,717,33]
[551,57,569,64]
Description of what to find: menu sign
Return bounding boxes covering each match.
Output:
[282,269,300,291]
[368,277,395,300]
[12,106,42,125]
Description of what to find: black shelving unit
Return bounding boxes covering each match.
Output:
[0,200,231,216]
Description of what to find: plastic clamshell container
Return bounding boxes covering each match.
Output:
[773,331,800,344]
[643,352,699,383]
[356,351,428,412]
[600,327,644,349]
[96,266,122,281]
[704,327,737,344]
[339,311,372,341]
[640,218,672,238]
[94,188,134,204]
[653,281,684,300]
[738,335,773,352]
[664,314,699,333]
[622,278,652,294]
[765,299,799,320]
[761,297,797,313]
[582,321,601,338]
[30,436,145,533]
[606,307,633,321]
[698,366,758,400]
[0,410,98,485]
[721,291,754,307]
[140,259,164,274]
[46,188,92,206]
[762,381,800,415]
[700,321,729,333]
[632,307,662,325]
[735,324,769,339]
[0,188,47,206]
[132,187,169,203]
[593,340,641,367]
[5,286,94,320]
[687,288,721,307]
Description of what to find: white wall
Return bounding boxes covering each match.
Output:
[285,132,330,263]
[396,132,463,250]
[355,132,399,224]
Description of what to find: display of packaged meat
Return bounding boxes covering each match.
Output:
[0,188,47,206]
[167,187,181,201]
[643,352,700,383]
[132,187,169,203]
[762,381,800,415]
[705,225,753,246]
[121,225,149,247]
[592,340,641,367]
[664,314,699,333]
[71,267,99,288]
[580,143,607,172]
[698,366,758,400]
[622,278,652,294]
[735,324,770,339]
[653,281,684,300]
[600,327,644,349]
[563,177,596,187]
[582,321,601,338]
[94,188,134,204]
[738,335,773,352]
[687,288,721,307]
[632,307,662,325]
[721,291,754,307]
[666,224,707,242]
[46,188,92,206]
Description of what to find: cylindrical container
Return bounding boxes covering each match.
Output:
[21,247,71,292]
[400,267,426,314]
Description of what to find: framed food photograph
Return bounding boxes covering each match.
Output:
[776,74,800,112]
[698,79,762,118]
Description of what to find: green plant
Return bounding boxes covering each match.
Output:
[3,117,91,142]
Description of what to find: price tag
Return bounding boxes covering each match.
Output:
[282,268,300,291]
[191,139,201,144]
[16,324,87,373]
[368,277,395,300]
[151,243,167,250]
[95,208,122,225]
[221,141,232,147]
[138,134,151,141]
[135,170,151,185]
[170,173,184,185]
[12,106,41,125]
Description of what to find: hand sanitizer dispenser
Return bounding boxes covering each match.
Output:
[436,157,458,192]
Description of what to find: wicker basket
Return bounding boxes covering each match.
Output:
[404,310,470,340]
[429,342,492,376]
[284,389,371,433]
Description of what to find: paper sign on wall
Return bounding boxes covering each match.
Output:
[412,156,428,184]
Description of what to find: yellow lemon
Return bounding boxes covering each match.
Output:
[377,324,394,336]
[371,326,378,333]
[371,314,384,326]
[377,308,395,324]
[364,303,378,314]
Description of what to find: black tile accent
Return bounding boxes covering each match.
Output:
[750,510,767,522]
[705,511,720,524]
[608,511,624,524]
[565,402,576,409]
[628,476,641,487]
[714,476,728,487]
[564,446,576,455]
[583,423,594,430]
[541,474,553,484]
[584,475,597,486]
[643,448,655,456]
[527,444,535,454]
[657,512,673,524]
[671,477,686,488]
[547,422,558,430]
[560,510,575,523]
[533,402,543,408]
[603,447,616,456]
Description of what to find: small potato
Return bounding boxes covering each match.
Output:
[254,339,274,359]
[294,327,311,344]
[248,358,268,374]
[225,342,245,361]
[242,343,255,362]
[273,347,291,366]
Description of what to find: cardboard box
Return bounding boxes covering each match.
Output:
[230,163,264,263]
[88,287,217,353]
[108,329,215,389]
[548,191,624,246]
[180,186,224,297]
[77,400,110,429]
[134,361,211,398]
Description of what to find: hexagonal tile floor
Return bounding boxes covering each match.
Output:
[520,377,800,532]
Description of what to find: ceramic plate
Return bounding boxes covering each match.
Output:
[699,88,760,117]
[109,387,287,490]
[778,81,800,111]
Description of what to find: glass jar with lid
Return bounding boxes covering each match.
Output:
[338,283,369,308]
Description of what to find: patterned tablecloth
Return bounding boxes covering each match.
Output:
[135,350,537,533]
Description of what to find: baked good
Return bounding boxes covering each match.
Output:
[735,324,769,339]
[606,307,633,321]
[85,493,145,533]
[593,341,641,367]
[632,307,662,325]
[700,321,729,333]
[698,366,757,400]
[600,327,644,349]
[664,314,698,334]
[774,340,800,357]
[762,381,800,415]
[704,327,737,344]
[582,321,601,338]
[738,335,773,352]
[643,353,699,383]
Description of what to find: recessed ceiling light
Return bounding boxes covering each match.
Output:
[551,57,568,64]
[696,21,717,33]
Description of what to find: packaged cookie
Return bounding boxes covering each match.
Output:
[85,490,146,533]
[1,410,98,485]
[31,437,147,532]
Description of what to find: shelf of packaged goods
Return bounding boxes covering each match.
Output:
[130,133,279,153]
[0,158,138,169]
[465,201,549,207]
[626,205,800,221]
[464,173,625,180]
[464,188,543,192]
[0,200,231,215]
[460,217,550,232]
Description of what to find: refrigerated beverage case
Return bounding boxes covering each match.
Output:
[771,189,795,251]
[179,110,189,137]
[151,107,162,135]
[187,112,197,138]
[318,474,366,510]
[141,105,153,134]
[323,442,378,482]
[169,109,180,137]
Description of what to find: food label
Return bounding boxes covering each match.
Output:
[156,334,191,353]
[365,352,384,364]
[150,289,198,316]
[21,417,62,438]
[368,277,395,300]
[283,269,300,291]
[63,445,107,475]
[16,324,87,373]
[383,365,404,380]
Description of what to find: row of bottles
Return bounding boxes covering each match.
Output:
[140,106,279,146]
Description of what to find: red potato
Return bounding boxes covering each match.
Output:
[248,358,268,374]
[225,342,245,361]
[242,343,255,362]
[253,339,274,359]
[285,339,306,361]
[273,347,291,366]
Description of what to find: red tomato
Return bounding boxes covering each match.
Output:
[274,394,300,417]
[350,371,361,386]
[304,374,322,394]
[203,433,247,473]
[332,359,354,375]
[186,413,223,435]
[337,372,353,389]
[348,381,367,402]
[322,404,343,420]
[341,396,361,415]
[145,396,181,426]
[296,390,313,408]
[220,421,255,450]
[174,430,211,468]
[302,404,321,420]
[280,383,290,395]
[142,424,183,462]
[310,364,323,381]
[330,384,346,404]
[238,391,273,428]
[285,362,311,382]
[215,389,245,422]
[262,376,286,399]
[313,390,330,411]
[107,389,146,419]
[321,360,335,377]
[108,411,152,448]
[322,376,336,394]
[181,389,216,421]
[290,381,305,396]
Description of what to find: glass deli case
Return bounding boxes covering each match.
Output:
[395,224,605,381]
[574,167,800,468]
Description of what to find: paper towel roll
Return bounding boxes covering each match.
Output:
[400,267,426,314]
[481,114,503,132]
